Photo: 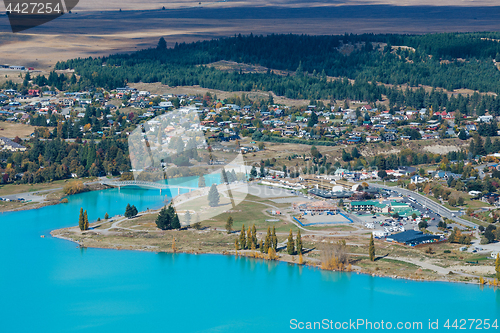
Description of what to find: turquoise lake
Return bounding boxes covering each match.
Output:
[1,175,500,332]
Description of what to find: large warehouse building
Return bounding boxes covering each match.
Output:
[386,230,443,246]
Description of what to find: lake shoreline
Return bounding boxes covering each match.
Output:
[0,182,109,213]
[50,226,486,287]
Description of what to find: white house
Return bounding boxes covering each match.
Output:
[477,115,493,123]
[410,175,425,184]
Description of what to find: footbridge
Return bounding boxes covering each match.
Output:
[101,180,198,195]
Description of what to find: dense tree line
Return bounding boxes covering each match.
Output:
[55,33,500,103]
[1,137,130,184]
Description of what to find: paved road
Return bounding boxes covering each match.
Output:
[369,184,478,229]
[1,187,63,202]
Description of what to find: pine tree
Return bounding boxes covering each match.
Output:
[239,224,247,249]
[469,140,476,158]
[78,207,85,231]
[130,205,138,217]
[287,229,295,255]
[171,211,180,229]
[198,176,206,188]
[250,165,257,178]
[296,229,303,254]
[157,37,167,50]
[155,206,171,230]
[104,212,109,219]
[225,216,234,234]
[221,168,228,183]
[208,184,220,207]
[259,240,264,253]
[369,233,375,261]
[485,136,493,154]
[167,204,175,219]
[125,203,132,218]
[166,204,180,228]
[235,239,239,255]
[307,112,318,127]
[496,253,500,280]
[272,226,277,250]
[458,129,468,140]
[475,134,486,156]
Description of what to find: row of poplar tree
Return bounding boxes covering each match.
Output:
[78,208,89,231]
[234,224,303,256]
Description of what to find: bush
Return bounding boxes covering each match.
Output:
[485,229,496,243]
[438,221,447,229]
[444,250,451,253]
[418,221,428,229]
[63,181,85,195]
[120,172,134,181]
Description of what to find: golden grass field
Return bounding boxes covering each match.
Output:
[0,122,37,138]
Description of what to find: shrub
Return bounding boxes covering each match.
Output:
[120,172,134,181]
[418,221,428,229]
[63,181,85,195]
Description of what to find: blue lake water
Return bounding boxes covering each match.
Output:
[1,177,500,332]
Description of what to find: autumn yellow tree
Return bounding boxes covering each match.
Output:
[320,241,348,271]
[83,123,92,132]
[496,253,500,280]
[268,247,278,260]
[247,227,253,250]
[298,253,304,265]
[424,183,431,195]
[239,224,246,249]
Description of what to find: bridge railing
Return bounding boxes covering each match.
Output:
[101,180,198,191]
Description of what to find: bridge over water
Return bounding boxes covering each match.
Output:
[101,180,198,195]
